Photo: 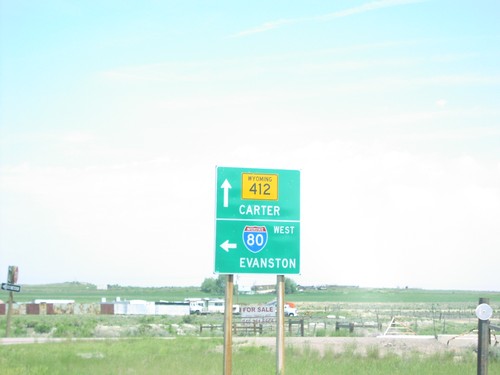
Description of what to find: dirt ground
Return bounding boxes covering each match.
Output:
[233,334,483,357]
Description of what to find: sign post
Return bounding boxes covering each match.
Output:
[215,167,300,375]
[223,275,234,375]
[276,275,285,375]
[5,266,19,338]
[476,298,492,375]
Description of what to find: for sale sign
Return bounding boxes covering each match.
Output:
[240,304,276,323]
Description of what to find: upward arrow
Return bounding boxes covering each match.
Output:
[221,179,232,208]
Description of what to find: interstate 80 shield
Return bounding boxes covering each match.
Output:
[242,225,268,253]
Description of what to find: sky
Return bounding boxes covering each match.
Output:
[1,0,499,291]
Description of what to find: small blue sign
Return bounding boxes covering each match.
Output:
[242,226,268,253]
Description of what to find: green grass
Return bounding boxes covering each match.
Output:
[290,288,500,304]
[12,282,500,305]
[2,283,498,374]
[14,282,205,303]
[0,337,497,375]
[5,282,499,340]
[0,314,209,339]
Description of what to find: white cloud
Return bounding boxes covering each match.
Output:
[232,0,425,37]
[1,136,499,289]
[294,141,500,290]
[60,132,95,144]
[436,99,447,108]
[318,0,426,20]
[230,19,298,38]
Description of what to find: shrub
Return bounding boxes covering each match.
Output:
[33,322,52,334]
[182,315,195,324]
[315,328,326,337]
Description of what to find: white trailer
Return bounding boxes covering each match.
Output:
[185,298,225,314]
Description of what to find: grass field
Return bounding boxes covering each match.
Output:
[2,282,498,339]
[10,282,500,305]
[10,282,201,304]
[1,337,498,375]
[1,283,499,374]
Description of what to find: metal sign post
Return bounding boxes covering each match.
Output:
[223,275,234,375]
[477,297,492,375]
[276,275,285,375]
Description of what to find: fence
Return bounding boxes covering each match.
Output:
[199,318,306,337]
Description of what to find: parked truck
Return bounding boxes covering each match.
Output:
[265,300,298,316]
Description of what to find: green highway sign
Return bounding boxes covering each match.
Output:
[214,167,300,274]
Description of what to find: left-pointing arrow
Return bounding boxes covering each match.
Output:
[220,240,237,252]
